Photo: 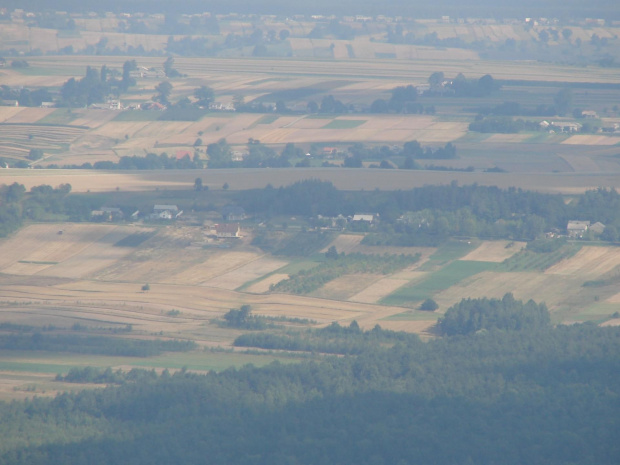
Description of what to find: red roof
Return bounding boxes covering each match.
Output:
[176,150,192,160]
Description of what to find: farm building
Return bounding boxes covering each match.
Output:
[352,214,376,223]
[567,220,590,237]
[215,223,241,238]
[221,206,246,221]
[589,222,606,234]
[91,207,124,222]
[150,205,182,220]
[551,122,581,133]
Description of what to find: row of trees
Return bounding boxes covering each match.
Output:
[237,181,620,243]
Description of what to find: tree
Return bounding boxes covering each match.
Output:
[554,88,572,116]
[223,305,251,327]
[419,298,438,311]
[194,178,203,191]
[121,59,137,91]
[325,246,339,259]
[223,182,229,190]
[27,148,44,161]
[562,28,573,41]
[193,85,214,107]
[154,81,173,105]
[428,71,444,89]
[279,29,290,41]
[163,56,180,78]
[141,283,150,291]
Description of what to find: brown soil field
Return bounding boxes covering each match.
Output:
[0,107,30,122]
[545,246,620,277]
[245,273,290,294]
[460,240,526,262]
[5,168,620,195]
[310,274,383,301]
[3,108,55,124]
[484,134,533,143]
[558,154,602,173]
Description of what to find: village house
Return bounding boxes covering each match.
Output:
[91,207,124,222]
[352,213,376,223]
[221,206,246,221]
[589,222,606,235]
[215,223,241,238]
[551,122,582,133]
[567,220,590,238]
[150,204,182,220]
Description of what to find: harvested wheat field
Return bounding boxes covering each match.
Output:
[203,256,289,290]
[245,273,290,293]
[545,246,620,276]
[349,278,411,304]
[3,108,55,124]
[562,135,620,146]
[0,224,148,278]
[0,278,414,334]
[434,271,581,311]
[558,154,601,173]
[321,234,364,254]
[310,274,383,301]
[461,240,526,262]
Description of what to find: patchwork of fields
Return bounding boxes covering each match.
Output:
[1,223,619,399]
[1,225,618,334]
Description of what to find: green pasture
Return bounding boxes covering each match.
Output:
[37,109,79,125]
[255,115,280,124]
[419,240,478,271]
[498,244,581,272]
[0,349,302,375]
[381,260,496,306]
[113,111,161,122]
[381,311,441,321]
[322,119,366,129]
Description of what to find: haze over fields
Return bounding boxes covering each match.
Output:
[0,1,619,464]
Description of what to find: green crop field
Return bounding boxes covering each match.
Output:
[322,119,366,129]
[381,260,497,306]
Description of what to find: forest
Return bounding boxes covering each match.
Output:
[0,318,618,464]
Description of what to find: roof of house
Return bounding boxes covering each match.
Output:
[352,214,375,222]
[101,207,123,213]
[590,222,606,233]
[154,204,179,211]
[567,220,590,230]
[175,150,192,160]
[222,205,245,216]
[215,223,241,233]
